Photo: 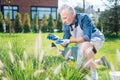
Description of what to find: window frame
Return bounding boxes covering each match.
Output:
[30,6,57,20]
[1,5,19,20]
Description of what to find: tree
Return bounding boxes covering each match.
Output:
[56,13,63,32]
[33,14,39,33]
[23,13,31,33]
[41,14,48,32]
[97,0,120,36]
[108,0,120,36]
[74,6,83,13]
[14,12,22,33]
[5,12,11,33]
[48,13,54,33]
[0,11,4,32]
[96,10,110,33]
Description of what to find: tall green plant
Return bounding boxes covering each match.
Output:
[5,12,11,33]
[41,14,48,32]
[74,6,83,13]
[98,5,120,37]
[57,13,63,32]
[23,13,31,33]
[33,14,39,33]
[98,0,120,36]
[0,11,4,32]
[48,13,54,33]
[108,0,120,36]
[14,12,22,33]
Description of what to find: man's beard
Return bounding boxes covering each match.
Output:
[66,23,71,26]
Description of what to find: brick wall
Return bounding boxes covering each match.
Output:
[1,0,58,20]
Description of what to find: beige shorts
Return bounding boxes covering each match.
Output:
[91,41,104,51]
[76,41,104,68]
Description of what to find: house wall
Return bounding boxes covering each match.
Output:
[0,0,58,20]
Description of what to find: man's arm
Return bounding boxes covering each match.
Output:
[69,37,84,43]
[59,37,85,47]
[81,14,94,41]
[63,25,71,39]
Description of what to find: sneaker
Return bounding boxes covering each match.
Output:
[101,56,111,69]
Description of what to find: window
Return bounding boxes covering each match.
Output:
[31,6,57,20]
[2,5,18,20]
[52,8,57,19]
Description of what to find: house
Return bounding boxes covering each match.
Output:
[0,0,58,21]
[85,5,101,23]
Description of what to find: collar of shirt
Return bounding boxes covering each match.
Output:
[70,14,78,31]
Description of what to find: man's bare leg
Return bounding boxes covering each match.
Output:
[80,42,98,80]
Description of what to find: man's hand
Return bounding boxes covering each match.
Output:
[47,34,59,41]
[56,39,70,46]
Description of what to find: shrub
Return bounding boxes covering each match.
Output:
[5,12,11,33]
[23,13,31,33]
[48,13,54,33]
[33,14,39,33]
[56,13,63,32]
[0,11,4,32]
[14,12,22,33]
[41,14,48,32]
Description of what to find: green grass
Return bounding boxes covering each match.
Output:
[96,37,120,70]
[0,32,120,80]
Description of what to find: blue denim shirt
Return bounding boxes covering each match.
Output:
[63,13,105,42]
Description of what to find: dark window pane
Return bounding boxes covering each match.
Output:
[4,11,8,19]
[13,11,17,19]
[31,11,37,19]
[13,6,18,10]
[9,11,12,19]
[38,7,51,11]
[31,7,36,10]
[3,6,18,19]
[9,6,12,10]
[4,6,9,9]
[31,7,57,20]
[52,12,56,19]
[52,8,57,11]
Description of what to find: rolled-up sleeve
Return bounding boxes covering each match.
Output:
[63,25,71,39]
[81,14,94,41]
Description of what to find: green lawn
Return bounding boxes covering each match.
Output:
[0,33,120,80]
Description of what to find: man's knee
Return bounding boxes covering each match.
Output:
[80,42,93,53]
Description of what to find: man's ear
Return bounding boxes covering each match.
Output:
[71,12,74,15]
[71,12,75,18]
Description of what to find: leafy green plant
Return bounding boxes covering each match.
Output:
[56,13,63,32]
[5,12,11,33]
[41,14,48,32]
[0,11,4,32]
[23,13,31,33]
[48,13,54,33]
[0,33,120,80]
[14,12,22,33]
[33,14,39,33]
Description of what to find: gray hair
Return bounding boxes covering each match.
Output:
[59,4,75,14]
